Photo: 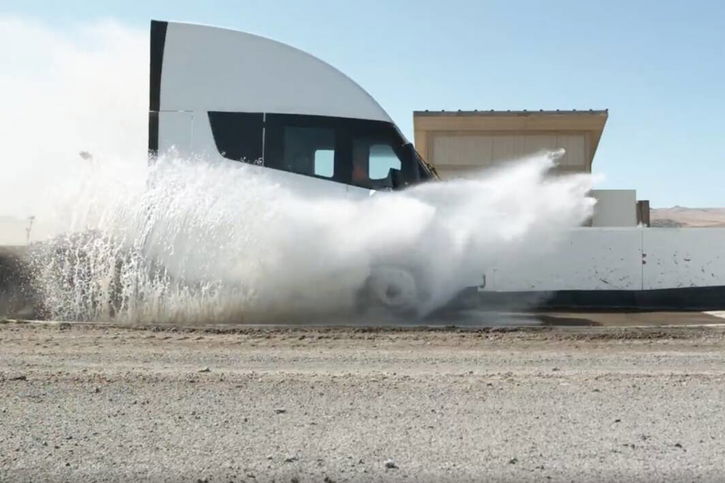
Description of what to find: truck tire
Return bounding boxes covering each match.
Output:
[362,266,422,318]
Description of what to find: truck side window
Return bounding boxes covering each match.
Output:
[281,126,336,178]
[369,144,401,180]
[208,112,263,163]
[314,149,334,178]
[263,113,425,188]
[351,138,401,189]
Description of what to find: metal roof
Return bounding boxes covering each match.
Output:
[413,109,608,117]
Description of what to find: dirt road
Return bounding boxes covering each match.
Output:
[2,321,725,482]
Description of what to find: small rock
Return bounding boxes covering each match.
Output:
[551,368,560,372]
[274,408,287,414]
[384,459,398,469]
[284,455,298,463]
[198,367,211,373]
[508,457,518,464]
[614,419,621,423]
[9,375,27,381]
[674,443,683,448]
[93,387,101,394]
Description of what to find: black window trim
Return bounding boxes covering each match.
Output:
[207,111,433,190]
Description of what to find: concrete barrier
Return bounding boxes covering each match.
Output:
[474,227,725,310]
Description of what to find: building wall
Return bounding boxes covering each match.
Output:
[590,189,638,227]
[429,132,590,178]
[414,111,608,180]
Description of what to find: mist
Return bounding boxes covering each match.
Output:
[0,16,147,225]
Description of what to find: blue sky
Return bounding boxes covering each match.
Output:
[2,0,723,207]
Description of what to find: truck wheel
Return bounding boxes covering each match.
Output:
[362,266,421,318]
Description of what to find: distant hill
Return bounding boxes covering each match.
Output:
[650,207,725,228]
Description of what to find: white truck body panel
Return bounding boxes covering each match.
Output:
[158,22,393,122]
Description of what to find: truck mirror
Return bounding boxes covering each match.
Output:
[390,168,404,189]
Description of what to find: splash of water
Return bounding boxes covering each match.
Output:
[27,151,592,323]
[2,17,595,323]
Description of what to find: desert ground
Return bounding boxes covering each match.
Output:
[2,318,725,482]
[650,207,725,227]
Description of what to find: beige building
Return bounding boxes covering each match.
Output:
[413,109,647,226]
[413,109,608,178]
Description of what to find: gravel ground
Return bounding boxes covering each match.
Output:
[1,321,725,482]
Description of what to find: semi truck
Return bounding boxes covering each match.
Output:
[149,20,441,316]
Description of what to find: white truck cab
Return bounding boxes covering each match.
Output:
[148,20,435,199]
[148,20,437,316]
